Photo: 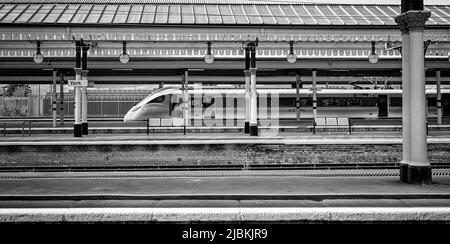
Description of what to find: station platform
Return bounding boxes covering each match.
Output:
[0,169,449,223]
[2,132,450,145]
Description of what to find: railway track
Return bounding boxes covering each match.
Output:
[0,162,449,172]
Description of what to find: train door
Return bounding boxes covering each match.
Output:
[378,95,388,117]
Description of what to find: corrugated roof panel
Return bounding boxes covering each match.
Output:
[42,4,66,23]
[353,5,382,25]
[291,5,316,25]
[193,5,207,24]
[243,5,263,24]
[369,6,395,25]
[71,4,92,23]
[331,5,357,25]
[304,5,329,25]
[317,5,343,25]
[141,4,156,23]
[1,4,28,23]
[98,4,118,23]
[15,4,40,23]
[28,4,53,23]
[168,4,181,24]
[206,5,222,24]
[113,4,131,23]
[57,4,80,23]
[84,4,105,23]
[0,5,14,21]
[268,5,290,25]
[424,6,440,25]
[127,4,143,23]
[343,5,370,25]
[428,6,450,25]
[181,4,194,24]
[255,5,276,25]
[154,4,168,23]
[279,5,302,24]
[231,5,249,24]
[218,4,235,24]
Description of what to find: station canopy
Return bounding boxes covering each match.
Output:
[1,0,450,84]
[1,0,450,26]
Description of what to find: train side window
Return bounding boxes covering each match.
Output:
[360,97,377,107]
[390,97,402,107]
[147,95,165,104]
[279,97,295,107]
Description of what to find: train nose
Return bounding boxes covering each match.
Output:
[123,109,134,122]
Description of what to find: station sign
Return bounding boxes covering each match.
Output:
[309,87,322,92]
[67,80,88,87]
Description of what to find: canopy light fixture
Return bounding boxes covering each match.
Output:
[287,41,297,64]
[119,41,130,64]
[33,41,44,64]
[204,41,214,64]
[368,41,379,64]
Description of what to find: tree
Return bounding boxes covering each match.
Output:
[1,84,32,97]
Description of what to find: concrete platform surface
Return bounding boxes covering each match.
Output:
[2,132,450,145]
[1,170,450,222]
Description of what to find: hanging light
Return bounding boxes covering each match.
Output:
[287,41,297,64]
[119,41,130,64]
[33,41,44,64]
[368,41,379,64]
[204,41,214,64]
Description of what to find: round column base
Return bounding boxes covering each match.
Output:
[244,122,249,134]
[250,124,258,136]
[407,165,432,185]
[82,123,88,135]
[74,124,82,137]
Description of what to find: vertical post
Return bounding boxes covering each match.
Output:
[436,70,442,125]
[81,45,89,135]
[59,72,64,125]
[244,46,250,134]
[73,40,82,137]
[396,9,431,184]
[296,73,301,121]
[249,43,258,136]
[52,70,57,127]
[401,29,411,182]
[312,70,317,120]
[183,70,189,135]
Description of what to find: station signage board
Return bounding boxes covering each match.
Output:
[67,80,88,87]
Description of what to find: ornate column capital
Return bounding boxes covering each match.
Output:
[395,10,431,32]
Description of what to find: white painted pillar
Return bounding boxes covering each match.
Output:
[401,31,411,169]
[52,70,57,128]
[81,70,88,135]
[183,70,189,134]
[74,68,82,137]
[437,70,442,125]
[249,68,258,136]
[312,70,317,119]
[244,70,251,134]
[409,29,428,167]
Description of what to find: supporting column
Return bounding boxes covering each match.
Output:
[244,70,251,134]
[81,70,88,135]
[400,27,411,182]
[52,70,57,128]
[296,73,301,121]
[436,70,442,125]
[249,68,258,136]
[74,68,82,137]
[183,70,189,135]
[312,70,317,120]
[59,73,64,126]
[398,10,431,184]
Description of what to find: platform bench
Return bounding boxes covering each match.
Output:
[312,117,352,134]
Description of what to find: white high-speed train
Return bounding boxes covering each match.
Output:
[123,86,450,122]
